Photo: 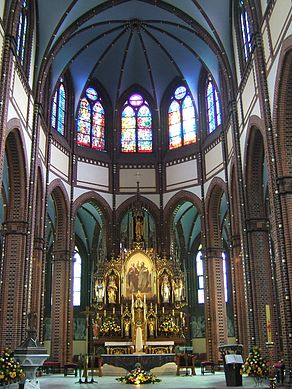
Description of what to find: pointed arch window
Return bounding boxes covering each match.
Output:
[16,0,30,66]
[51,80,66,135]
[168,86,196,150]
[73,248,82,306]
[206,77,222,133]
[239,0,252,61]
[196,248,204,304]
[121,93,152,152]
[77,87,105,150]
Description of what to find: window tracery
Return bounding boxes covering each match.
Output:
[51,81,66,136]
[168,86,196,149]
[206,77,222,133]
[77,87,105,150]
[121,93,152,153]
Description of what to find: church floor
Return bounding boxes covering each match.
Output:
[36,367,270,388]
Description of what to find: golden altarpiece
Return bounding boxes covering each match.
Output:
[88,199,187,355]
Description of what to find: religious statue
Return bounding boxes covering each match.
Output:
[94,279,105,303]
[107,275,118,304]
[172,277,183,303]
[148,318,155,337]
[124,318,131,337]
[135,214,144,241]
[92,313,101,338]
[161,274,171,303]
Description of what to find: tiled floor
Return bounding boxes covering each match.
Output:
[34,366,270,389]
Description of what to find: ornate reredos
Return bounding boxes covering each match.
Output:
[97,244,184,303]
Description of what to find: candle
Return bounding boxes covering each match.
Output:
[104,310,106,317]
[162,307,164,314]
[180,311,183,318]
[113,307,115,314]
[172,309,175,316]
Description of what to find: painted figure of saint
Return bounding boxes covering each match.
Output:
[95,279,105,302]
[161,274,171,303]
[107,275,118,304]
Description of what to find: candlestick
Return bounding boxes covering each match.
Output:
[172,309,175,316]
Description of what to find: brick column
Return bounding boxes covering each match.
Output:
[205,248,228,363]
[246,218,279,355]
[50,249,71,365]
[230,235,248,355]
[30,237,45,337]
[0,220,27,350]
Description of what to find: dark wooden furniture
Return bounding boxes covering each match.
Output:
[43,360,61,374]
[64,355,79,377]
[201,360,215,375]
[175,353,197,376]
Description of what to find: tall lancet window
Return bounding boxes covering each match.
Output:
[73,248,82,307]
[121,94,152,152]
[239,0,252,61]
[206,76,222,133]
[168,86,196,150]
[16,0,30,66]
[196,248,204,304]
[51,80,66,135]
[77,87,105,150]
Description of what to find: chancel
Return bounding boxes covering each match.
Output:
[0,0,291,388]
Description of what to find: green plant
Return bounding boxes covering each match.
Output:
[0,348,24,386]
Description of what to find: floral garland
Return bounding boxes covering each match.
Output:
[0,348,25,386]
[242,346,269,378]
[100,317,121,335]
[116,364,161,385]
[159,316,179,335]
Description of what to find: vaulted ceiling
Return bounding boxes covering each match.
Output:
[34,0,234,112]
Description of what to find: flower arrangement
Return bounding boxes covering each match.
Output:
[100,317,121,336]
[159,316,179,335]
[0,348,24,386]
[116,364,161,385]
[242,346,269,383]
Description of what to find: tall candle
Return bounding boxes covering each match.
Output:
[162,306,164,314]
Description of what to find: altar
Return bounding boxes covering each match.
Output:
[86,196,188,356]
[101,353,176,371]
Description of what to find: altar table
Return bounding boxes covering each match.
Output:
[101,353,175,371]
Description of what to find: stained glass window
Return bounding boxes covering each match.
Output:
[16,0,29,66]
[121,94,152,153]
[239,0,252,60]
[206,77,222,133]
[73,248,81,306]
[51,81,66,135]
[168,86,196,150]
[196,248,204,304]
[77,87,105,150]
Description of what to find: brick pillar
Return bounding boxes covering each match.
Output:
[230,235,248,355]
[246,218,279,356]
[205,248,228,363]
[30,237,45,336]
[50,249,71,365]
[0,220,27,350]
